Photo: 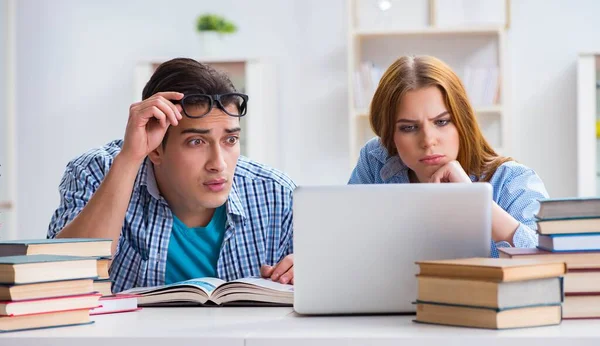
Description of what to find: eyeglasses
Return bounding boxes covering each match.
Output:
[178,93,248,118]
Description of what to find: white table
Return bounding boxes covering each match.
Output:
[1,307,599,345]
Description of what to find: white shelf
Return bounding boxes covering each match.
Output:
[353,105,503,118]
[354,109,369,118]
[347,0,510,167]
[576,53,599,197]
[353,26,503,38]
[475,105,503,114]
[0,201,12,210]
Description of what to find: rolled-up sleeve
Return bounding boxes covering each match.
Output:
[47,163,102,239]
[494,166,549,252]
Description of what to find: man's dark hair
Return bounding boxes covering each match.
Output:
[142,58,237,148]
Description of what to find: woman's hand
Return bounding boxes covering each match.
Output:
[429,160,472,183]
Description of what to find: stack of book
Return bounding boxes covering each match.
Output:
[0,255,101,332]
[500,197,600,319]
[414,258,566,329]
[0,238,113,296]
[0,238,138,316]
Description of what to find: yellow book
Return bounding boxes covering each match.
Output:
[417,276,562,309]
[416,257,566,282]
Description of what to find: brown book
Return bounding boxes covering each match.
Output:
[498,247,600,269]
[537,218,600,235]
[0,293,101,316]
[415,302,561,329]
[563,293,600,319]
[415,257,566,282]
[0,255,98,284]
[565,269,600,293]
[93,279,113,296]
[417,276,562,309]
[0,279,94,301]
[97,258,111,280]
[0,308,91,332]
[0,238,111,257]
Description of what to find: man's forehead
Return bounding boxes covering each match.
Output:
[175,115,240,133]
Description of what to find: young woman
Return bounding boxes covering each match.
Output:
[349,55,548,257]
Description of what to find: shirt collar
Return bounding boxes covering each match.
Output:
[369,142,409,182]
[226,181,247,219]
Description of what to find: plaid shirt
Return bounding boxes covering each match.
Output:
[349,138,550,257]
[48,140,296,293]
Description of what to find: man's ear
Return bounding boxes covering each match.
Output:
[148,145,163,166]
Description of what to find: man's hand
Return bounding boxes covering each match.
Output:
[429,160,472,183]
[120,92,184,163]
[260,255,294,285]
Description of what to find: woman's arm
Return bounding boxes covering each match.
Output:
[493,165,549,248]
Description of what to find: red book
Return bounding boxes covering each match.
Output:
[90,294,140,315]
[0,293,101,317]
[498,247,600,269]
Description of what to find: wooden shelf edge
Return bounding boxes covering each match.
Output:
[353,26,503,38]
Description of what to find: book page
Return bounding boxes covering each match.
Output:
[179,277,227,296]
[120,277,226,296]
[212,277,293,305]
[230,277,294,292]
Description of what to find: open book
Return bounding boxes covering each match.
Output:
[118,277,293,306]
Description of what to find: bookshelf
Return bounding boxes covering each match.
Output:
[1,0,16,240]
[576,53,600,196]
[134,58,280,171]
[347,0,510,168]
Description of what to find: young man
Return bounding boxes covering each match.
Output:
[47,58,295,293]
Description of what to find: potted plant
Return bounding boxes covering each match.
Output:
[196,14,238,56]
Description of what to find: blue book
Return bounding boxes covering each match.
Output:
[0,255,98,285]
[0,238,112,257]
[538,233,600,252]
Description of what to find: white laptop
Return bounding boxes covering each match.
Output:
[292,183,492,315]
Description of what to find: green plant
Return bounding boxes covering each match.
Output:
[196,14,237,34]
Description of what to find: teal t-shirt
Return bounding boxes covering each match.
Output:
[165,206,227,284]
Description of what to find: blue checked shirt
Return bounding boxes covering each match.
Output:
[349,138,549,257]
[48,140,296,293]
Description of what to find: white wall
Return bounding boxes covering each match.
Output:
[15,0,348,239]
[0,0,13,240]
[0,1,6,197]
[12,0,600,239]
[509,0,600,199]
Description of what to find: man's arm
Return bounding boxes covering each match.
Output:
[54,154,143,255]
[51,92,184,255]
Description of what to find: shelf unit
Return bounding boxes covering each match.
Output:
[347,0,510,167]
[576,53,600,197]
[134,58,280,171]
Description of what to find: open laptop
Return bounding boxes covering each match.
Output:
[292,183,492,315]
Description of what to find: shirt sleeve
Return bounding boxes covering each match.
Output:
[348,143,376,184]
[494,166,549,252]
[278,188,294,261]
[47,161,103,239]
